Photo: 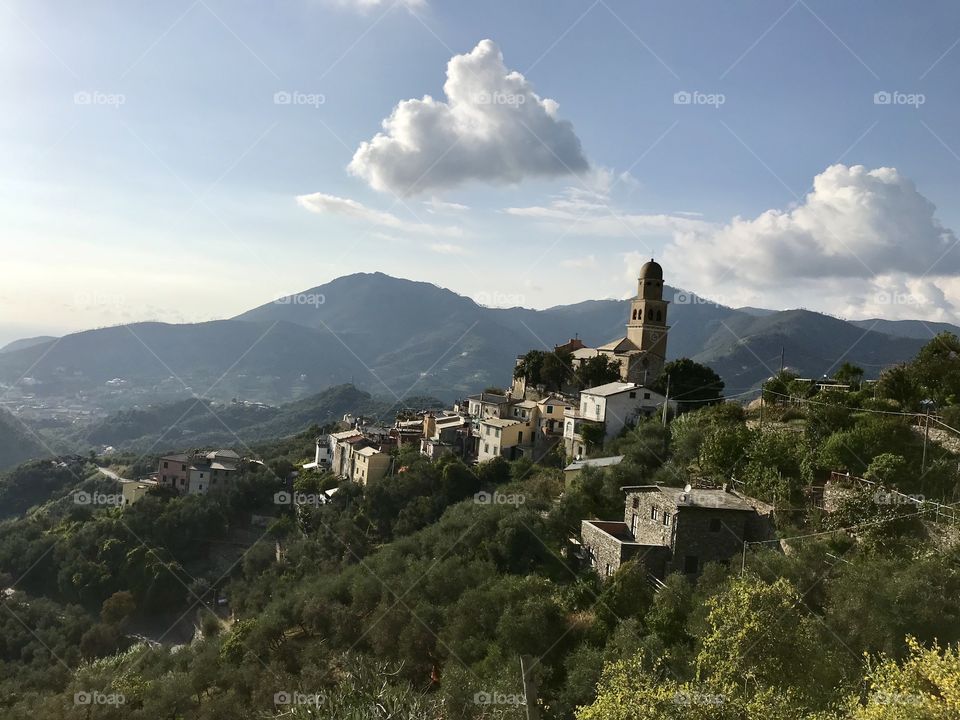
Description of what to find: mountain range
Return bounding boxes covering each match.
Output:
[0,272,954,414]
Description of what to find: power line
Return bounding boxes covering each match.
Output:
[748,496,960,547]
[762,390,923,418]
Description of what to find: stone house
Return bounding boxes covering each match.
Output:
[581,485,774,580]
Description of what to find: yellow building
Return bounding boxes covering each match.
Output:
[351,446,392,485]
[477,410,540,462]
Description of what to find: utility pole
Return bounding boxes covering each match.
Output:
[759,390,764,429]
[662,374,670,426]
[779,346,785,375]
[922,408,931,474]
[740,540,747,576]
[519,655,541,720]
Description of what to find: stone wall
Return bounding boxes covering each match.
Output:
[624,489,678,546]
[581,521,634,577]
[668,509,749,576]
[580,520,670,580]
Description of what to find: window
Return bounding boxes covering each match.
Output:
[709,518,722,532]
[546,405,553,413]
[644,392,651,400]
[629,391,636,399]
[631,497,639,509]
[485,426,491,436]
[484,443,489,453]
[182,464,186,471]
[630,513,638,535]
[163,461,168,469]
[650,506,658,520]
[180,478,185,486]
[517,431,523,443]
[495,428,501,437]
[663,512,671,526]
[684,555,699,574]
[198,484,203,492]
[605,563,612,576]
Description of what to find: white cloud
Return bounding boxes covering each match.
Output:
[505,184,710,239]
[661,164,960,323]
[333,0,424,12]
[670,164,959,284]
[429,242,469,255]
[296,191,461,237]
[503,165,706,242]
[348,39,589,195]
[424,197,470,213]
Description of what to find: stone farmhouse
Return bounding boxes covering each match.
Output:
[580,484,774,580]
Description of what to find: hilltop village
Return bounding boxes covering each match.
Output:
[135,260,781,582]
[5,258,960,718]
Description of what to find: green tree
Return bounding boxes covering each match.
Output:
[100,590,136,626]
[575,355,622,390]
[542,350,574,391]
[834,362,865,389]
[910,332,960,405]
[847,637,960,719]
[877,363,920,409]
[653,358,724,411]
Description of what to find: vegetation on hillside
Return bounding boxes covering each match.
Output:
[0,336,959,717]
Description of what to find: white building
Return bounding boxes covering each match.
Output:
[564,381,672,458]
[302,434,332,470]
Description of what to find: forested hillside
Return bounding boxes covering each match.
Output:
[1,336,959,718]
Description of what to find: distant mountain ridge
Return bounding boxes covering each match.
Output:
[0,336,56,354]
[0,273,955,418]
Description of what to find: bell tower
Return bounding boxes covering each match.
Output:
[625,259,669,379]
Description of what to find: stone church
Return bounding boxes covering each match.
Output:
[588,258,670,385]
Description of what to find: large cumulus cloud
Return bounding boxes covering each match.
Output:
[670,164,959,284]
[665,164,960,321]
[348,39,589,196]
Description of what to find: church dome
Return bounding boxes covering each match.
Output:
[640,258,663,280]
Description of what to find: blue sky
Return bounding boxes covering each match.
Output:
[3,0,960,344]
